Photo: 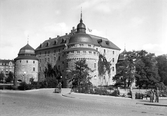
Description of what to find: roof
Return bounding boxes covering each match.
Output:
[68,33,94,45]
[0,60,14,64]
[15,44,38,61]
[19,44,35,55]
[36,35,69,51]
[36,33,120,51]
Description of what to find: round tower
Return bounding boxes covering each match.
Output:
[14,44,38,85]
[64,13,99,86]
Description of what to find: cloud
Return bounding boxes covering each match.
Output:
[55,10,60,15]
[87,29,106,37]
[131,17,145,27]
[43,22,70,36]
[78,0,132,13]
[142,43,167,55]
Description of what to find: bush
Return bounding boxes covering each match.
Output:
[18,82,32,90]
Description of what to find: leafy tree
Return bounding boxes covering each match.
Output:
[113,51,136,90]
[0,71,5,82]
[6,71,14,83]
[156,55,167,86]
[98,54,111,76]
[135,50,160,89]
[114,50,161,89]
[67,59,92,93]
[43,63,62,88]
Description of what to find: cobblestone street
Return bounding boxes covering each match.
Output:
[0,89,166,116]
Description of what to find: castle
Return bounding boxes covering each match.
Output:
[14,14,120,87]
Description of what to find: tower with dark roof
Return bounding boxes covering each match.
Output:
[14,44,38,86]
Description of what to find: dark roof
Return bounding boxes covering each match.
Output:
[36,33,120,51]
[15,44,38,61]
[90,34,121,50]
[0,60,14,64]
[35,35,69,51]
[68,33,94,45]
[18,44,35,55]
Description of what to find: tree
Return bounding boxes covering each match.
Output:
[0,71,5,82]
[156,55,167,86]
[67,59,92,93]
[113,51,136,89]
[135,50,160,89]
[43,63,62,88]
[6,71,14,83]
[98,54,111,76]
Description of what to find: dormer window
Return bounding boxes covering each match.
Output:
[97,39,102,44]
[46,42,49,47]
[106,41,109,45]
[54,41,57,45]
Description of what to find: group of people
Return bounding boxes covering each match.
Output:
[150,88,160,103]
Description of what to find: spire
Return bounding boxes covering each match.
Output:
[80,7,83,23]
[77,9,86,33]
[27,35,29,44]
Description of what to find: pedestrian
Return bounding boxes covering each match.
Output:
[154,87,159,103]
[57,82,62,93]
[150,89,154,102]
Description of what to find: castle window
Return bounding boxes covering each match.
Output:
[33,61,35,63]
[112,67,114,71]
[20,60,21,63]
[104,49,106,54]
[33,67,35,71]
[80,44,84,46]
[89,51,92,54]
[26,60,28,63]
[113,51,115,54]
[88,44,91,47]
[112,58,114,62]
[94,63,96,69]
[94,52,96,54]
[96,48,98,51]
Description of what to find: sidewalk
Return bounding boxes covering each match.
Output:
[61,89,167,107]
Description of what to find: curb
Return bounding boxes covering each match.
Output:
[62,94,75,98]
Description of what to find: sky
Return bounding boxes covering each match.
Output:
[0,0,167,59]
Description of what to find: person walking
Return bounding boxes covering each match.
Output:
[150,89,154,102]
[154,87,159,103]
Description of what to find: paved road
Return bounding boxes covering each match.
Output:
[0,89,166,116]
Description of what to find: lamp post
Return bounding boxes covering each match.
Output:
[23,71,26,83]
[23,71,26,90]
